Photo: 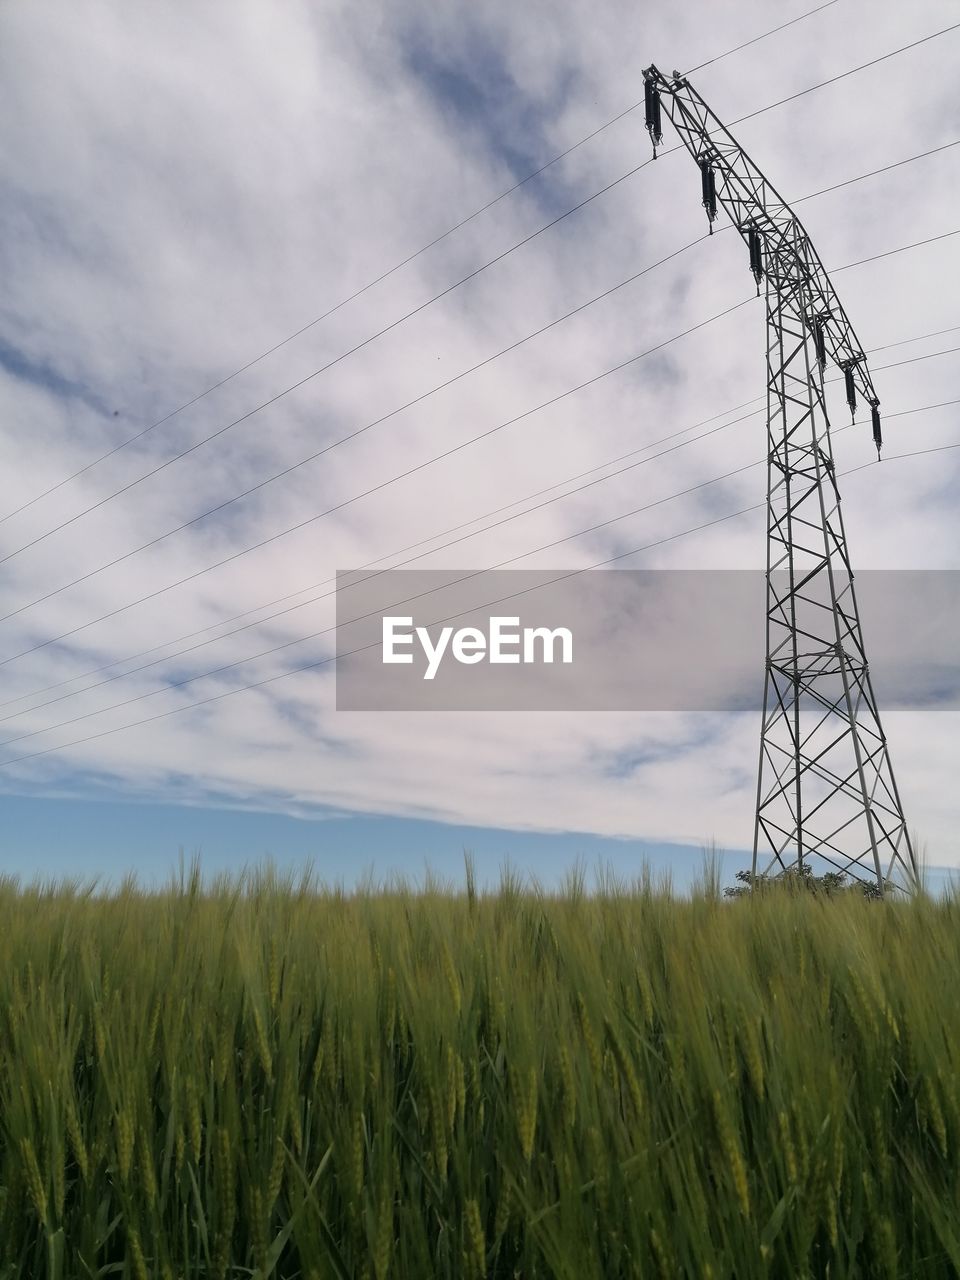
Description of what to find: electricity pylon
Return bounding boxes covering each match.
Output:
[642,66,918,894]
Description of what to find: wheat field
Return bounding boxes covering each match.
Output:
[1,860,959,1278]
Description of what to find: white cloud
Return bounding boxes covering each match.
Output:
[0,0,957,866]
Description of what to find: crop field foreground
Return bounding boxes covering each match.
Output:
[2,865,960,1279]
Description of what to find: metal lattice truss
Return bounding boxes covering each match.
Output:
[643,66,918,893]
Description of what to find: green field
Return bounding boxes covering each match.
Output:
[2,862,959,1279]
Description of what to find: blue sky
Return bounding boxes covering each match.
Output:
[2,790,738,891]
[0,0,957,886]
[6,793,957,896]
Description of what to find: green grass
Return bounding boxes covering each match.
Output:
[2,859,960,1278]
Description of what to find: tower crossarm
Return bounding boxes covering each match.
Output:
[643,65,882,445]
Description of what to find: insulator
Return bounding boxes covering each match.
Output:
[843,365,857,420]
[747,226,764,286]
[871,401,883,457]
[643,79,663,147]
[813,317,827,369]
[700,159,717,229]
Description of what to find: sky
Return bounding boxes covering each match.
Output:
[0,0,958,889]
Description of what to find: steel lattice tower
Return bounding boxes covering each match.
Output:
[642,66,918,894]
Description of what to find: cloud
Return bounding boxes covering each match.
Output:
[0,0,957,868]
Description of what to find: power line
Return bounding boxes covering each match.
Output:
[684,0,840,74]
[0,392,775,709]
[860,344,960,375]
[832,228,960,273]
[1,432,955,770]
[4,129,954,604]
[0,156,648,534]
[3,394,956,733]
[726,19,960,127]
[7,29,957,572]
[2,214,956,653]
[5,300,955,717]
[0,461,765,748]
[792,139,960,205]
[0,154,659,566]
[0,296,756,637]
[2,235,957,686]
[0,0,843,527]
[0,406,772,725]
[883,441,960,463]
[3,131,956,676]
[0,233,709,577]
[3,176,956,633]
[868,323,960,354]
[0,504,768,769]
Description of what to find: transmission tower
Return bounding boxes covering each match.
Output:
[642,66,918,894]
